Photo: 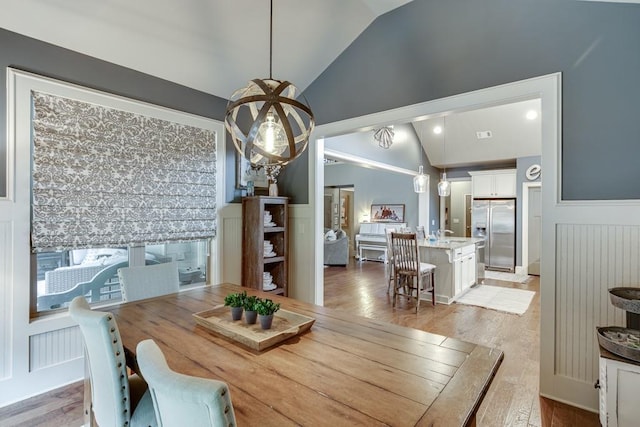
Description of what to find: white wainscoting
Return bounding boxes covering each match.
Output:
[0,68,227,407]
[555,224,631,383]
[288,205,314,303]
[219,204,242,286]
[29,326,84,371]
[218,203,316,304]
[0,220,11,380]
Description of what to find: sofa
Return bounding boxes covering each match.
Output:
[43,248,157,294]
[324,229,349,266]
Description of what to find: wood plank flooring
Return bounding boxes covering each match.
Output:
[323,259,599,427]
[0,259,599,426]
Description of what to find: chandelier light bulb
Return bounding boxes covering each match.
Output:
[257,111,286,155]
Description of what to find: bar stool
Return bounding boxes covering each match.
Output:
[391,232,436,312]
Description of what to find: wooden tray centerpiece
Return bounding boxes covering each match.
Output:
[193,305,315,351]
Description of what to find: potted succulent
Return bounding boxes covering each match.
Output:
[243,295,260,325]
[224,291,247,321]
[256,298,280,330]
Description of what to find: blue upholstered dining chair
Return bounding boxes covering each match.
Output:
[117,261,180,302]
[136,339,237,427]
[69,296,157,427]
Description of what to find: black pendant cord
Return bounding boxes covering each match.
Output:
[269,0,273,80]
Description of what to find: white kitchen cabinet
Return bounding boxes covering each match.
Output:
[462,252,476,292]
[599,351,640,426]
[422,242,477,304]
[469,169,516,198]
[454,257,462,296]
[454,252,476,296]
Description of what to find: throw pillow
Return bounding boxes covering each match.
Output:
[324,230,337,241]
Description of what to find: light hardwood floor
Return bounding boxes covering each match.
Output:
[0,259,600,426]
[323,259,599,427]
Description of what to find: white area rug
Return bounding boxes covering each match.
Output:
[483,270,531,283]
[455,285,535,315]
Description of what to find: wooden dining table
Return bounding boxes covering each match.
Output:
[110,283,503,426]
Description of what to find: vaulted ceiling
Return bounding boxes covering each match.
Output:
[412,99,542,168]
[0,0,412,99]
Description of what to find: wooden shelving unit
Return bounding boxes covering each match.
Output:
[241,196,288,296]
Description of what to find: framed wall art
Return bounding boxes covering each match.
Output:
[236,153,269,189]
[370,204,405,222]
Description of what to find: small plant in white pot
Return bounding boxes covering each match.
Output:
[256,298,280,330]
[224,291,247,321]
[243,295,260,325]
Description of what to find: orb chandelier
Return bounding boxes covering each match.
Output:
[224,0,314,171]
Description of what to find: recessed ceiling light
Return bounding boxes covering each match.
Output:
[433,125,443,134]
[526,110,538,120]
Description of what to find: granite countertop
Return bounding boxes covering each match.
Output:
[419,237,484,250]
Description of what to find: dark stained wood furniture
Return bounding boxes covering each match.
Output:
[242,196,288,296]
[110,284,503,426]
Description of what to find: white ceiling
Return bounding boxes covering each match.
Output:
[412,99,542,168]
[325,99,542,170]
[0,0,412,99]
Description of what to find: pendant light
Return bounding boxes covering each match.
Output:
[224,0,314,171]
[437,117,451,197]
[413,165,428,193]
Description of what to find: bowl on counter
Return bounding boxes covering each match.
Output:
[609,287,640,314]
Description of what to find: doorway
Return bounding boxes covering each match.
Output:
[324,186,355,257]
[465,194,472,238]
[522,183,542,276]
[312,73,557,303]
[311,72,562,407]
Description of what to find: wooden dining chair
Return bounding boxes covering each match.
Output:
[390,232,436,312]
[69,296,157,427]
[384,225,408,293]
[136,339,237,427]
[384,227,398,294]
[118,261,180,302]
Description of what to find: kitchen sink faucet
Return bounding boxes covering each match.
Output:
[436,229,454,241]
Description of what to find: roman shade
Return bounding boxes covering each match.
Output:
[31,91,217,252]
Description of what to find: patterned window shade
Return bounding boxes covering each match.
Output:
[31,91,217,252]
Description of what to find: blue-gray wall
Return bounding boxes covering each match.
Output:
[324,163,419,231]
[0,28,306,204]
[0,28,228,198]
[5,0,639,203]
[324,123,440,228]
[303,0,640,201]
[325,124,423,169]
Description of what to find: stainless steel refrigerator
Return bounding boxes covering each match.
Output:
[472,199,516,272]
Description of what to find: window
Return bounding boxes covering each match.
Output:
[35,247,131,312]
[146,241,208,287]
[9,70,222,318]
[35,240,209,313]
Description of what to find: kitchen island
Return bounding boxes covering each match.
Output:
[419,237,484,304]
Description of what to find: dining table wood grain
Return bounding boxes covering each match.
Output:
[109,283,503,426]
